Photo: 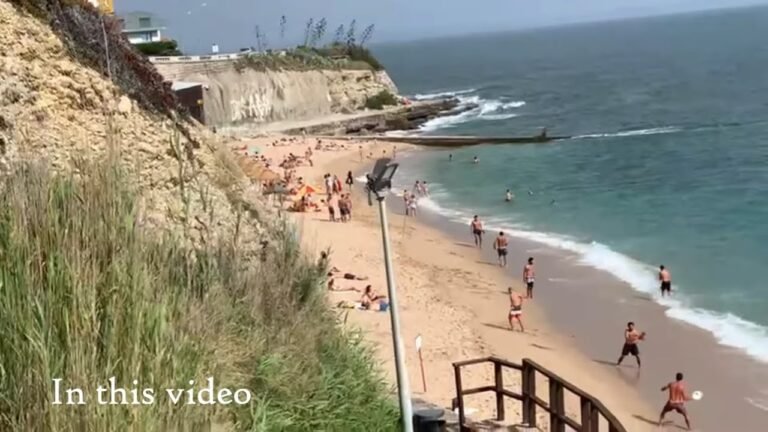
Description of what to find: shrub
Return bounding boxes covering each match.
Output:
[365,90,399,110]
[134,40,183,56]
[0,156,398,431]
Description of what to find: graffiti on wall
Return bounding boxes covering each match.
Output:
[231,89,273,122]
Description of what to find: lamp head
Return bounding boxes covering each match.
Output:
[366,158,399,203]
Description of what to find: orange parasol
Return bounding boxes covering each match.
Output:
[297,184,318,196]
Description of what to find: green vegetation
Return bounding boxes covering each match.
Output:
[135,40,183,56]
[365,90,399,110]
[238,16,384,72]
[0,152,398,430]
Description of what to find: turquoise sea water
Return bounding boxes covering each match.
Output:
[374,7,768,363]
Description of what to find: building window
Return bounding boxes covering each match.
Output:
[139,17,150,28]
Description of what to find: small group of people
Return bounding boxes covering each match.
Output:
[328,194,353,222]
[323,253,389,312]
[403,191,419,217]
[615,320,694,429]
[413,180,429,197]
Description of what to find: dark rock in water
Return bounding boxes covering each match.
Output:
[284,98,471,136]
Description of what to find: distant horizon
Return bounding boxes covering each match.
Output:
[371,3,768,48]
[116,1,768,55]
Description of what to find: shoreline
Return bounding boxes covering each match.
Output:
[245,133,767,431]
[250,136,660,430]
[392,149,768,431]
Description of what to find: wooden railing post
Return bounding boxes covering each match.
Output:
[549,380,565,432]
[454,364,467,431]
[494,360,505,421]
[590,405,600,432]
[522,361,537,427]
[580,398,593,432]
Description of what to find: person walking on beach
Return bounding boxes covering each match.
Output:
[408,194,418,216]
[403,190,410,216]
[345,171,354,190]
[616,321,646,368]
[523,257,535,299]
[470,215,484,248]
[508,287,525,332]
[658,373,693,430]
[493,231,509,267]
[659,265,672,297]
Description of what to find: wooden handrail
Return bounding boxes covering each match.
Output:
[452,357,627,432]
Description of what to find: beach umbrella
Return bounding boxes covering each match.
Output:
[297,184,318,196]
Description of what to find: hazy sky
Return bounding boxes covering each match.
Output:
[118,0,768,53]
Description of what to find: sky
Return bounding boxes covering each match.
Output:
[117,0,768,54]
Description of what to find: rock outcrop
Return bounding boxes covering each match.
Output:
[0,0,264,250]
[153,61,399,127]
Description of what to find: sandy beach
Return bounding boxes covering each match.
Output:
[233,134,675,431]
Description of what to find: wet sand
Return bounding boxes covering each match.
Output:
[394,152,768,431]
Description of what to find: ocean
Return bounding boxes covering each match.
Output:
[374,7,768,364]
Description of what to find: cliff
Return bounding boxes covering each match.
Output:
[0,0,263,246]
[153,60,400,127]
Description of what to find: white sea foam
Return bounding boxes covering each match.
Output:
[574,126,682,139]
[419,95,527,131]
[397,184,768,364]
[411,88,477,100]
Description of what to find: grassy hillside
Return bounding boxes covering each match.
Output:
[0,156,398,431]
[0,1,400,430]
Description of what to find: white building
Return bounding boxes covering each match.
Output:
[118,12,164,44]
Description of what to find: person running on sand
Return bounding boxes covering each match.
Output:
[659,265,672,297]
[345,171,354,190]
[505,189,514,202]
[493,231,509,267]
[658,373,693,430]
[470,215,484,248]
[508,287,525,332]
[616,321,646,368]
[523,257,535,298]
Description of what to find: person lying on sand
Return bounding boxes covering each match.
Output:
[327,274,360,292]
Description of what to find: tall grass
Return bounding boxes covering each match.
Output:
[0,158,398,431]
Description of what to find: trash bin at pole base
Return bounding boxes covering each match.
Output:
[413,408,446,432]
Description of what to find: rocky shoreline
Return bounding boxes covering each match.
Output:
[282,98,475,136]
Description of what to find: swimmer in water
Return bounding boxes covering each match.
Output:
[505,189,514,202]
[449,154,453,162]
[473,156,479,164]
[527,189,534,196]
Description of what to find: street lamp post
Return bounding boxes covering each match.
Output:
[367,159,414,432]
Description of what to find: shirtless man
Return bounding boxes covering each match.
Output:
[659,265,672,297]
[508,288,525,332]
[470,215,484,248]
[493,231,509,267]
[616,321,645,368]
[523,257,535,299]
[658,372,692,430]
[505,189,514,202]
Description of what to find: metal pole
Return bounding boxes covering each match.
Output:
[377,196,414,432]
